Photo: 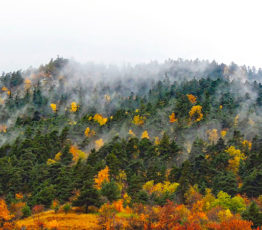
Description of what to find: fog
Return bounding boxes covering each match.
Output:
[1,0,262,72]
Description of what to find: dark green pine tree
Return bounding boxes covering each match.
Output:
[242,201,262,229]
[60,144,73,165]
[100,181,121,202]
[73,180,101,213]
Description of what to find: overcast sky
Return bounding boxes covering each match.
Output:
[0,0,262,72]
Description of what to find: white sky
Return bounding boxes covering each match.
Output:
[0,0,262,72]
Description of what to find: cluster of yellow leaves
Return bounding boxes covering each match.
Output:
[70,145,87,162]
[47,152,62,165]
[24,79,31,90]
[189,105,203,122]
[207,129,218,143]
[95,138,104,150]
[94,166,110,190]
[50,103,57,113]
[218,209,233,222]
[221,130,227,138]
[225,146,246,174]
[142,180,179,196]
[187,94,197,103]
[220,105,223,110]
[93,114,108,126]
[169,112,178,123]
[141,130,149,139]
[242,140,252,151]
[123,193,131,204]
[48,146,86,165]
[133,115,145,126]
[55,152,62,161]
[128,129,136,137]
[70,102,79,112]
[0,125,7,133]
[47,159,56,165]
[84,127,96,138]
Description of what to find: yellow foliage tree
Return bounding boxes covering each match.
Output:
[133,115,145,126]
[84,127,90,137]
[93,114,108,126]
[70,102,79,112]
[84,127,96,138]
[50,103,57,113]
[221,130,227,139]
[218,209,232,222]
[94,166,110,190]
[169,112,178,123]
[225,146,246,174]
[141,130,149,139]
[54,152,62,161]
[142,180,179,197]
[189,105,203,122]
[70,145,87,162]
[95,138,104,150]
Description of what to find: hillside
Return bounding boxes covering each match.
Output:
[0,58,262,229]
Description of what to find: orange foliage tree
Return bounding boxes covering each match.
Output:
[94,166,110,190]
[169,112,178,123]
[187,94,197,104]
[0,199,12,225]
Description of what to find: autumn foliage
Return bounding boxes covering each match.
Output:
[189,105,203,122]
[94,166,110,190]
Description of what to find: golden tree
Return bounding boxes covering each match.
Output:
[94,166,110,190]
[189,105,203,122]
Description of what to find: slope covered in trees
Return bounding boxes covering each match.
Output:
[0,58,262,229]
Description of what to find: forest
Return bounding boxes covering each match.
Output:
[0,57,262,229]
